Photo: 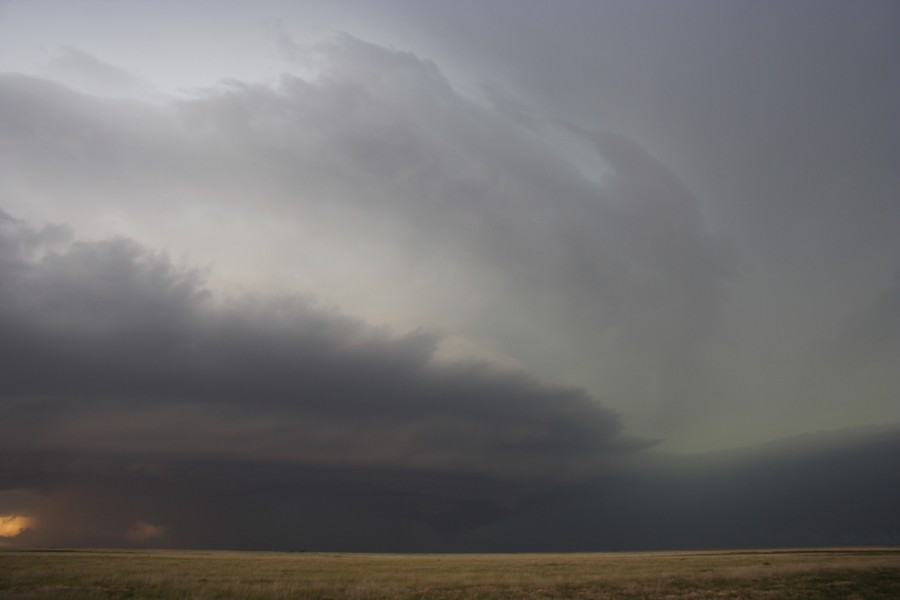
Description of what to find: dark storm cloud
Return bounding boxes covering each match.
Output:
[458,425,900,551]
[257,31,732,432]
[2,5,899,550]
[6,419,898,551]
[0,36,734,544]
[0,209,641,543]
[2,453,566,550]
[0,34,733,439]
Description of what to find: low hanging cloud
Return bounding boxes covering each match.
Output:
[0,34,732,546]
[0,209,643,541]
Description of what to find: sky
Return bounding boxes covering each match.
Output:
[0,0,898,551]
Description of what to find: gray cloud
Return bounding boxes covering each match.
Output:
[1,1,899,551]
[191,34,733,436]
[459,425,900,551]
[0,1,895,453]
[0,33,733,442]
[5,419,897,551]
[0,209,643,540]
[390,0,900,441]
[40,46,148,98]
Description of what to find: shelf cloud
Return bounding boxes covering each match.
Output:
[0,0,897,551]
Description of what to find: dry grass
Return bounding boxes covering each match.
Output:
[1,547,898,599]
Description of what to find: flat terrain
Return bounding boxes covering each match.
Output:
[1,547,898,599]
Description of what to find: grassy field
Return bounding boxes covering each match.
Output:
[1,547,898,599]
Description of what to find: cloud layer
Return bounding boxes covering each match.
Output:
[0,208,639,472]
[0,208,647,543]
[1,2,898,550]
[0,34,734,443]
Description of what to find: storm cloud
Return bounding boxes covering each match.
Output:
[0,0,898,551]
[0,209,635,474]
[0,208,645,544]
[0,34,732,442]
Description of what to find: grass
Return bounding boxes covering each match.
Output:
[0,547,898,599]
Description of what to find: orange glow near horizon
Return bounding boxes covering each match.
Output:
[0,514,35,537]
[126,520,166,542]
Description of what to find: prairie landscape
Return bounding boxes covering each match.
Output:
[2,547,899,599]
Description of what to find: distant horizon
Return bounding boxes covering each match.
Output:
[5,546,898,599]
[7,545,900,556]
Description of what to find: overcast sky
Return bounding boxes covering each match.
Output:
[1,0,898,551]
